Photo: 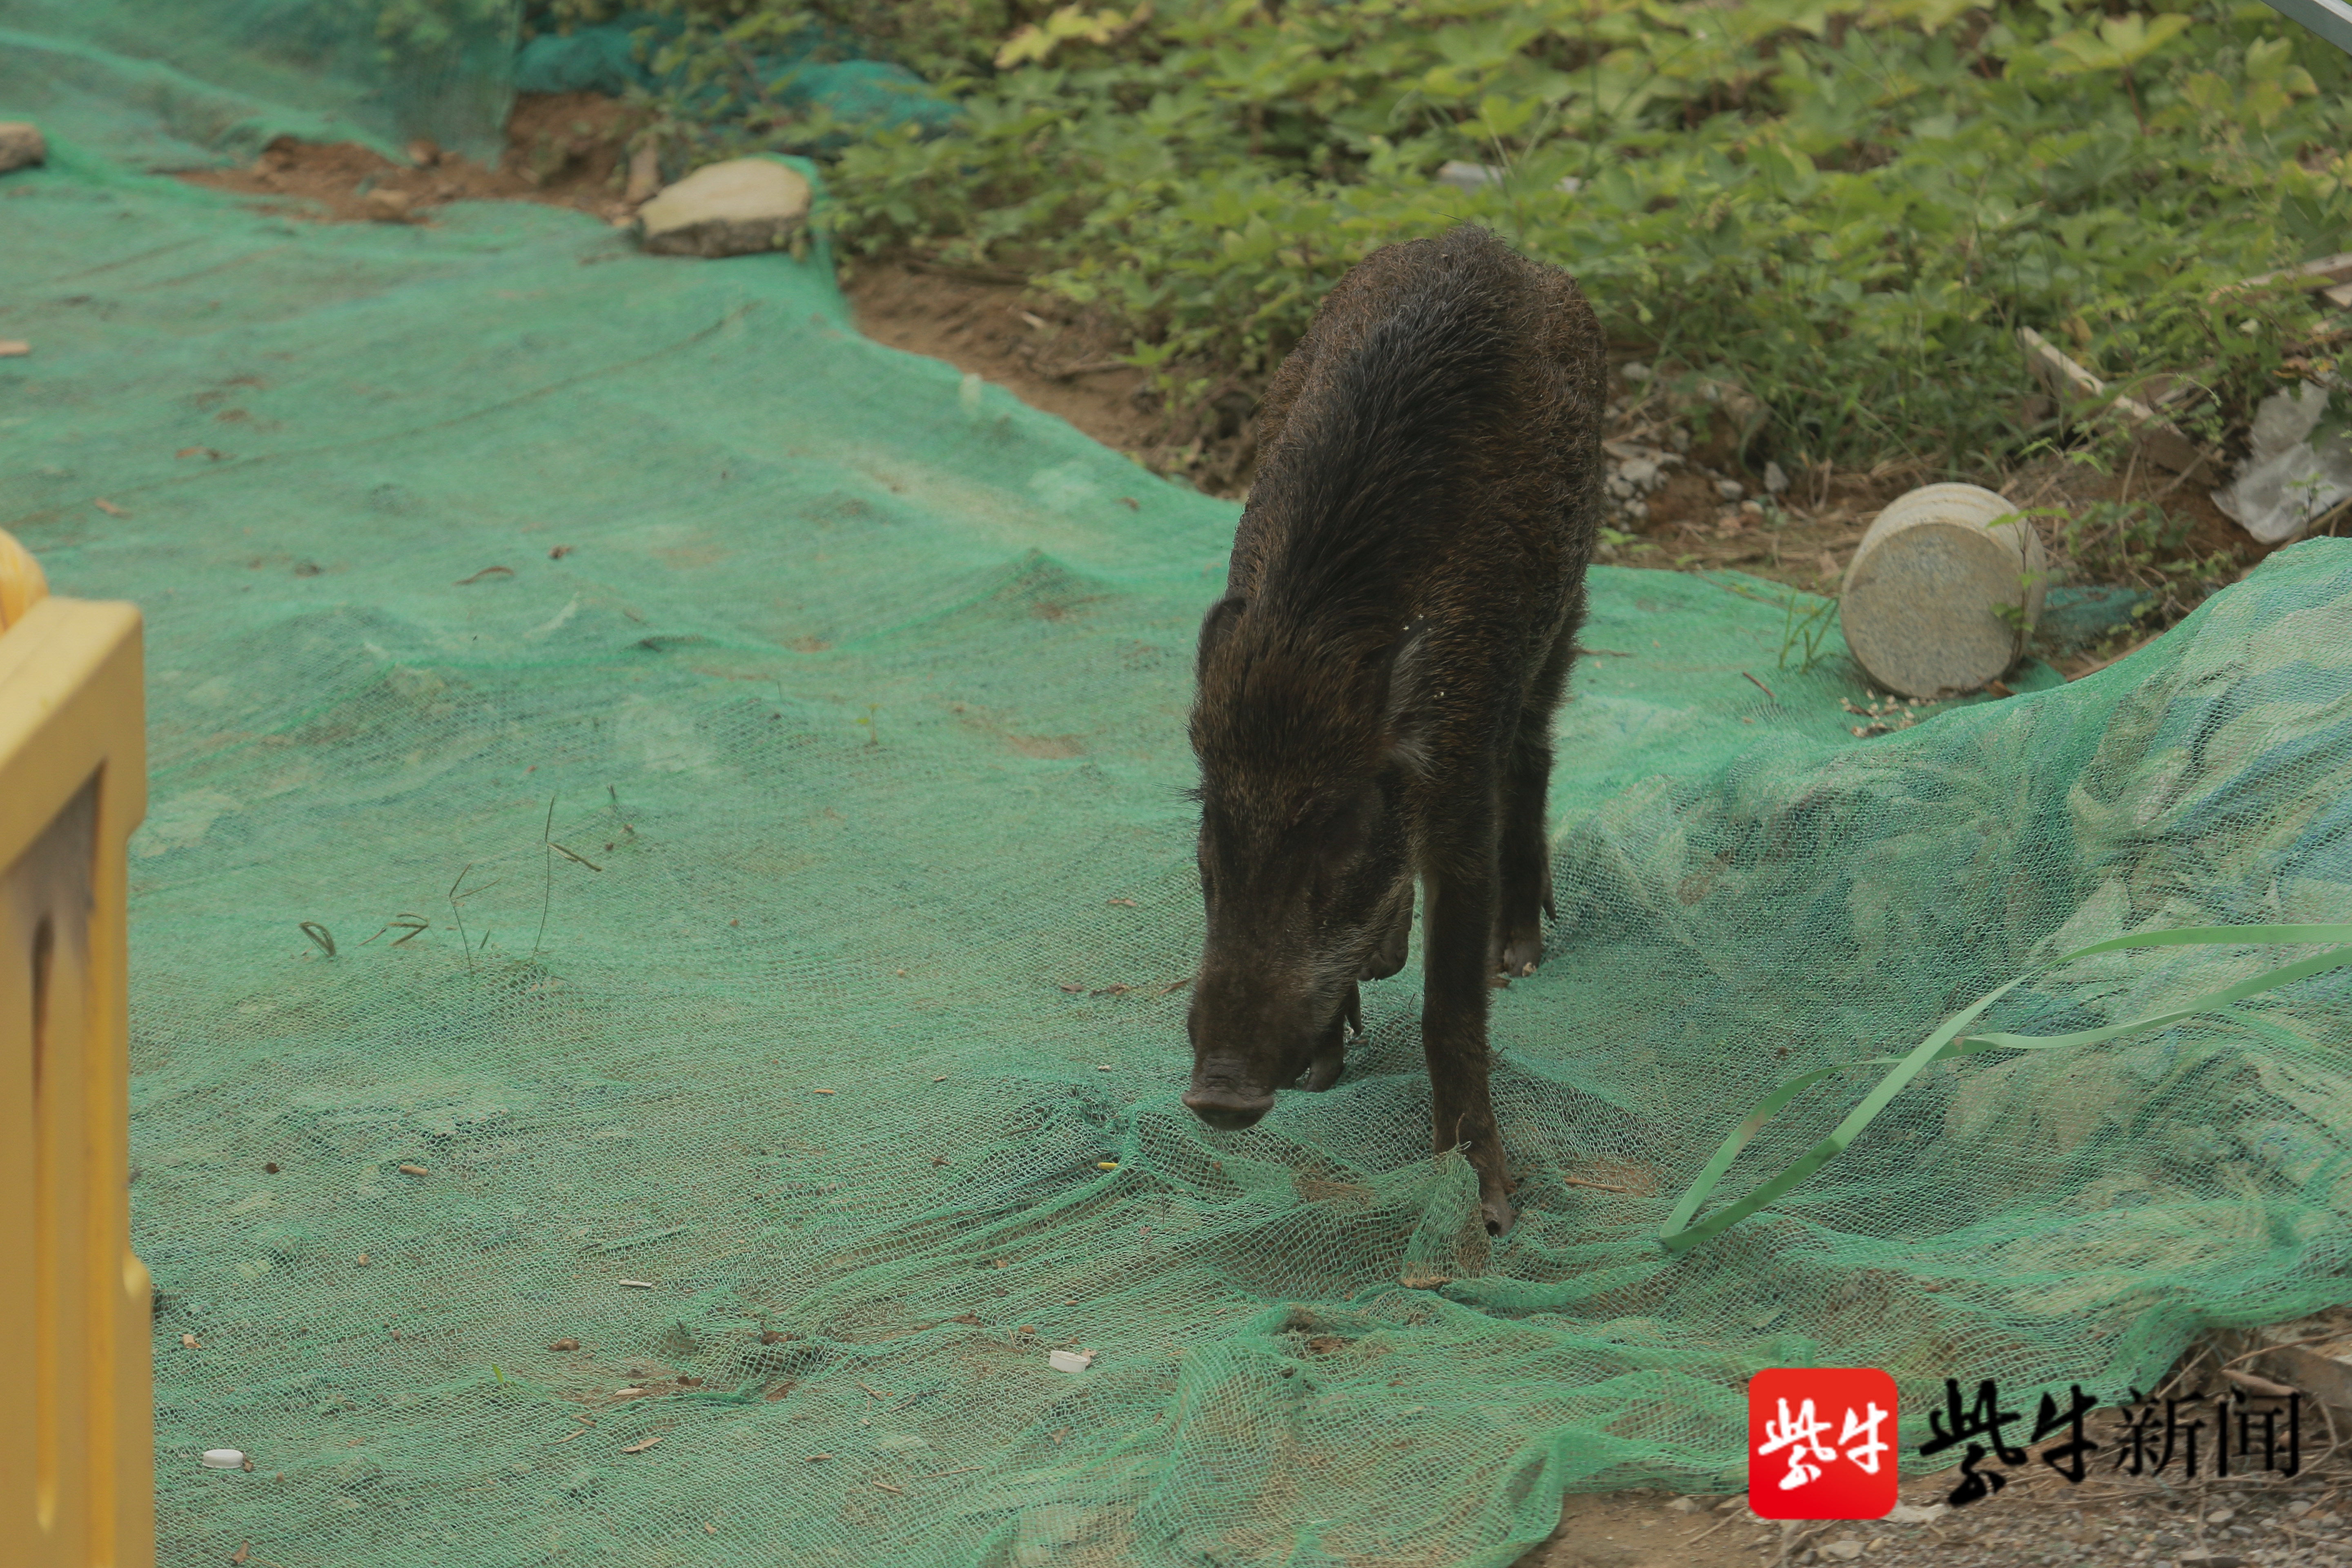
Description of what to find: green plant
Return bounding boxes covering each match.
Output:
[631,0,2349,482]
[1708,575,1838,674]
[2056,498,2194,586]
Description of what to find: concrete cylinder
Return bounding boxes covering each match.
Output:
[1839,483,2047,698]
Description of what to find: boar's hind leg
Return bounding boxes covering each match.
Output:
[1491,625,1577,983]
[1423,863,1517,1234]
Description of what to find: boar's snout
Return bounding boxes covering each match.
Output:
[1184,969,1318,1131]
[1181,1084,1276,1130]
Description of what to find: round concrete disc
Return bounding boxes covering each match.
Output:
[1840,511,2035,699]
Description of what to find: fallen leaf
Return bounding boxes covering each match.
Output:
[550,1338,579,1352]
[230,1544,250,1565]
[398,1163,427,1176]
[932,1074,948,1083]
[806,1453,833,1463]
[0,340,29,356]
[1057,983,1085,993]
[811,1088,836,1096]
[94,498,129,517]
[176,446,225,460]
[355,1253,368,1266]
[873,1481,904,1494]
[182,1334,199,1350]
[621,1436,662,1454]
[949,1314,983,1325]
[549,545,575,560]
[454,566,514,586]
[1117,497,1139,510]
[1107,897,1137,906]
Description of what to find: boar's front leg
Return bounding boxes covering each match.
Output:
[1421,845,1517,1234]
[1492,626,1575,983]
[1300,982,1359,1092]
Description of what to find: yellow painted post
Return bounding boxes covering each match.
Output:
[0,528,154,1568]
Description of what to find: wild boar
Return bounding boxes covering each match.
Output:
[1180,223,1606,1235]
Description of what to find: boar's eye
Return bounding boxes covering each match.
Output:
[1310,791,1378,880]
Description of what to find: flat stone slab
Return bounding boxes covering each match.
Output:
[638,159,811,259]
[0,122,47,174]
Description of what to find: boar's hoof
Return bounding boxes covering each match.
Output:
[1481,1190,1517,1236]
[1493,930,1544,982]
[1301,1048,1345,1092]
[1182,1089,1274,1131]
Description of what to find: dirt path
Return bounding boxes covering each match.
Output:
[1528,1438,2350,1566]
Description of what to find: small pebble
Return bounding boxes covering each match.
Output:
[1620,361,1652,383]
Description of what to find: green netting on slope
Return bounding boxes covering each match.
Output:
[10,38,2352,1568]
[0,0,517,165]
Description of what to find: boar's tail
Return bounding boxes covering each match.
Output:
[1250,226,1531,634]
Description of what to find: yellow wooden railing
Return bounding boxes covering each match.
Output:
[0,527,154,1568]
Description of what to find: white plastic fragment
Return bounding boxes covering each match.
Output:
[201,1448,245,1470]
[2211,381,2352,543]
[1047,1349,1095,1373]
[619,1279,656,1289]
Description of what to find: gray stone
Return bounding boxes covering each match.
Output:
[638,158,812,259]
[1763,460,1789,494]
[1717,478,1745,501]
[0,122,46,174]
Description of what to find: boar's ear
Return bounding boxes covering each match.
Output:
[1380,618,1433,774]
[1196,594,1247,677]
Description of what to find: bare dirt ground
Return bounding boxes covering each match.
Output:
[1529,1456,2352,1568]
[179,90,647,223]
[172,96,2351,1568]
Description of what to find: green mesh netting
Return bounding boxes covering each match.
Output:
[8,20,2352,1568]
[0,0,517,166]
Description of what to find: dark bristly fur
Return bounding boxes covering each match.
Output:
[1181,225,1606,1236]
